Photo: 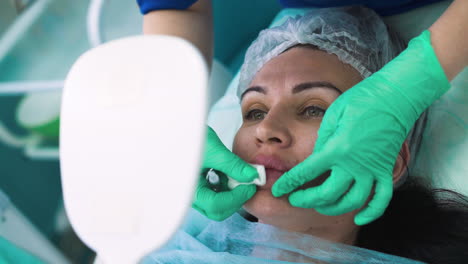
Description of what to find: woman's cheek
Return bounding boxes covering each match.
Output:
[232,127,250,158]
[295,125,319,158]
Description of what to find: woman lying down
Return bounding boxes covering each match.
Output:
[143,6,468,264]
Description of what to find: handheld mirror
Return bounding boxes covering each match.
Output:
[60,35,207,263]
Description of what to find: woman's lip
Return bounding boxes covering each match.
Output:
[251,154,292,172]
[250,155,294,190]
[259,168,286,190]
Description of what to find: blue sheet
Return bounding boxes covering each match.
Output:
[142,209,423,264]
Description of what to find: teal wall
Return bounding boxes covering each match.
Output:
[213,0,281,72]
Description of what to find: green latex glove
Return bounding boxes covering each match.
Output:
[192,126,258,221]
[0,237,45,264]
[272,30,450,225]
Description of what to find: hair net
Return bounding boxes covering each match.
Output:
[238,6,405,97]
[237,6,425,187]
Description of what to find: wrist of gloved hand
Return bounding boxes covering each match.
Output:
[136,0,198,14]
[369,30,450,128]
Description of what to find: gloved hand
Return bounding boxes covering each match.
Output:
[272,30,450,225]
[136,0,198,14]
[192,126,258,221]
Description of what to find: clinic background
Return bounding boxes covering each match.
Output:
[1,0,467,263]
[0,0,283,262]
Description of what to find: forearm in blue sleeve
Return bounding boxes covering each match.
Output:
[278,0,446,16]
[137,0,198,14]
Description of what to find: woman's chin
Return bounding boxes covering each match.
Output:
[244,189,290,214]
[243,189,305,228]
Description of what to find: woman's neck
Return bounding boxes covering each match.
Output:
[301,222,359,245]
[259,217,360,245]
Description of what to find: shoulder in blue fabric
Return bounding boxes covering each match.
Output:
[278,0,446,15]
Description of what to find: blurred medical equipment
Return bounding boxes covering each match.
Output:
[0,0,241,262]
[206,169,223,192]
[0,2,17,35]
[0,189,70,263]
[0,237,44,264]
[0,0,62,160]
[206,164,266,191]
[10,0,36,14]
[227,164,266,189]
[142,208,424,264]
[0,0,273,262]
[0,0,208,262]
[0,0,232,162]
[0,1,82,261]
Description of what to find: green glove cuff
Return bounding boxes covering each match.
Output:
[395,30,450,100]
[369,30,450,129]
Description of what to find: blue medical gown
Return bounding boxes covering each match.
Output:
[142,208,423,264]
[278,0,446,15]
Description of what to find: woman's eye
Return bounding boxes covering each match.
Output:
[245,109,267,121]
[302,105,326,118]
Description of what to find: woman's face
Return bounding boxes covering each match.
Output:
[232,46,364,244]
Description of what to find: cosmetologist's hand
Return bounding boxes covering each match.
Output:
[272,30,450,225]
[192,126,258,221]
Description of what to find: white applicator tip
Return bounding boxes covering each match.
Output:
[227,164,266,190]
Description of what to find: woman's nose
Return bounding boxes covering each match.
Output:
[255,112,292,148]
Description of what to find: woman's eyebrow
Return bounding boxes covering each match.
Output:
[241,86,266,100]
[292,81,342,94]
[241,81,341,100]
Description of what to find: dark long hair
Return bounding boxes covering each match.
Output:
[354,17,468,263]
[357,177,468,264]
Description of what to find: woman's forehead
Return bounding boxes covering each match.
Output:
[250,47,362,94]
